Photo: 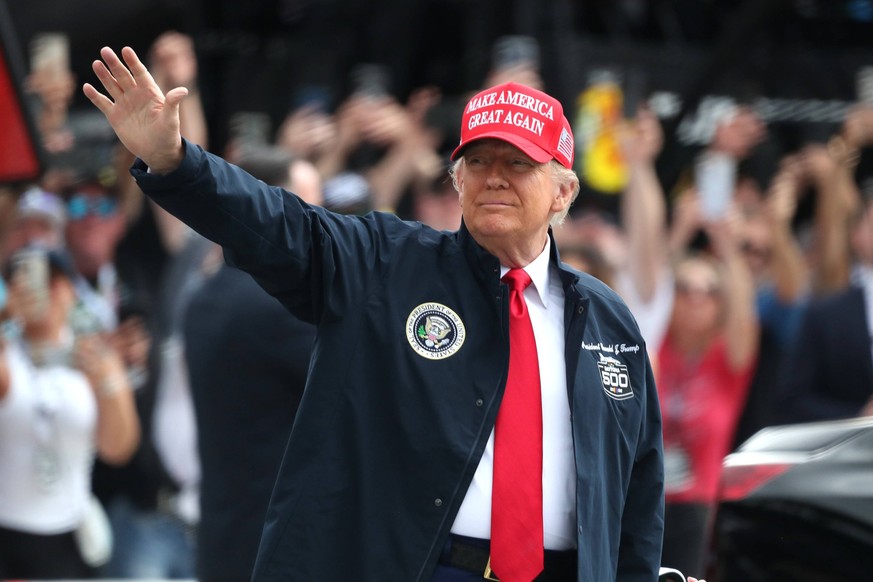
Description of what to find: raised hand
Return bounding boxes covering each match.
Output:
[82,46,187,173]
[73,334,128,395]
[620,106,664,164]
[710,107,766,160]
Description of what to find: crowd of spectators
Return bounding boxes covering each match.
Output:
[1,21,872,581]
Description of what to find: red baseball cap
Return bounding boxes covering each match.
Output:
[451,82,575,169]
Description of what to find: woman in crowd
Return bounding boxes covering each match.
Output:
[0,246,139,579]
[657,203,759,576]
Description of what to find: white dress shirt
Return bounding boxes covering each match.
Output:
[450,239,577,550]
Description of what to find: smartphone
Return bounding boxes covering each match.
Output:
[29,32,70,75]
[291,84,333,114]
[856,66,873,105]
[622,68,647,120]
[695,150,736,221]
[11,247,50,318]
[491,35,540,72]
[350,64,391,99]
[228,111,272,147]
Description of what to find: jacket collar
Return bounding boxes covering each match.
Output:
[456,220,502,288]
[456,220,584,298]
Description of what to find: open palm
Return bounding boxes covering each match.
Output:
[82,46,187,173]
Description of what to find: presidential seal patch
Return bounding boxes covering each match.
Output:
[597,353,634,400]
[406,302,466,360]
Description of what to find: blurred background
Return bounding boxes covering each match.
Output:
[6,0,873,189]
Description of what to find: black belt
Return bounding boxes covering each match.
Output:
[440,534,577,581]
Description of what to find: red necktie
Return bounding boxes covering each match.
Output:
[491,268,544,582]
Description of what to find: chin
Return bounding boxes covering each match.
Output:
[468,216,517,239]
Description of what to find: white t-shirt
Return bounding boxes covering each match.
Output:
[0,341,97,534]
[614,267,674,353]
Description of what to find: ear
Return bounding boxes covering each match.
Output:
[550,178,575,214]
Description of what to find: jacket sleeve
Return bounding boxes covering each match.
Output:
[131,140,407,323]
[617,349,665,581]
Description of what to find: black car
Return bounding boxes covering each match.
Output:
[709,416,873,581]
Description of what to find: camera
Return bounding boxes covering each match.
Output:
[350,64,391,99]
[491,35,540,72]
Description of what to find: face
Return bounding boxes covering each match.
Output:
[740,216,772,279]
[456,139,572,253]
[64,185,126,278]
[670,257,723,337]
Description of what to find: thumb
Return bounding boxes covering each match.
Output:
[164,86,189,117]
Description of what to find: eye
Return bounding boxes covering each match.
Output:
[467,155,484,165]
[511,158,533,169]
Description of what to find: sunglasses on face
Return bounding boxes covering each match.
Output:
[66,194,118,220]
[675,281,720,298]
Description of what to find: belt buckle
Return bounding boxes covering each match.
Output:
[483,556,499,581]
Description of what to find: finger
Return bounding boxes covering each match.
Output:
[91,59,124,101]
[121,46,154,87]
[100,46,136,90]
[82,82,115,116]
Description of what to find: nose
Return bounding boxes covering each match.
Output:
[484,164,508,189]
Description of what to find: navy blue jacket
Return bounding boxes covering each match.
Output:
[777,285,873,423]
[133,141,664,581]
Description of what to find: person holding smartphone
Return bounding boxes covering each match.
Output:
[0,246,139,579]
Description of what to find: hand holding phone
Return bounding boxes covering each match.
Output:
[30,32,70,76]
[622,68,647,121]
[28,32,74,130]
[228,112,272,148]
[491,35,540,72]
[856,66,873,105]
[10,247,50,321]
[695,150,736,222]
[350,64,391,99]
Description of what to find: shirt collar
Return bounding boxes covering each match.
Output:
[500,237,552,308]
